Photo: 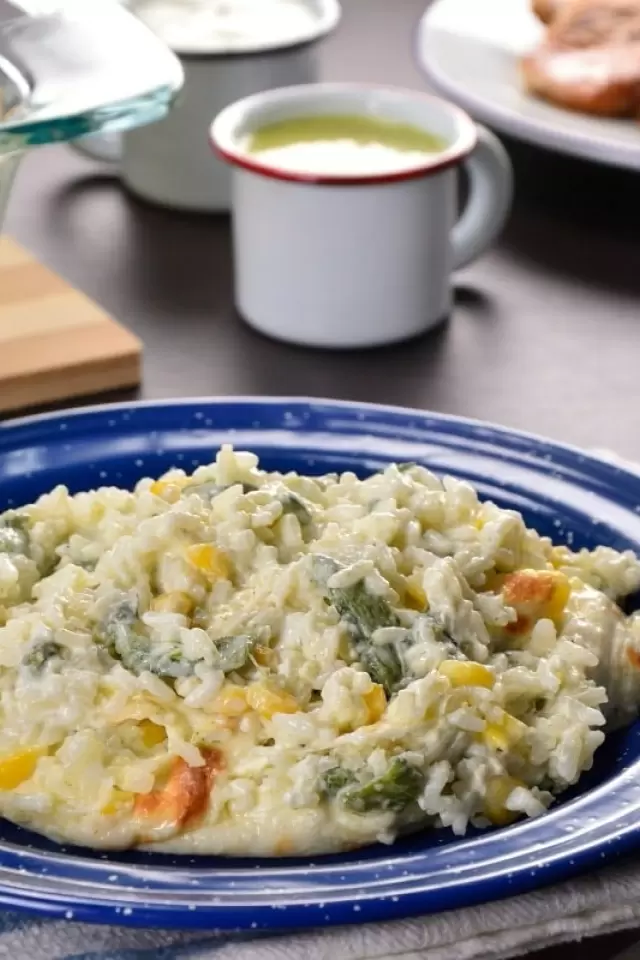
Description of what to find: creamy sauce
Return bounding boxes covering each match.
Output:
[129,0,321,53]
[244,113,447,176]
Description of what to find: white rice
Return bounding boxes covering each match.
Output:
[0,446,637,856]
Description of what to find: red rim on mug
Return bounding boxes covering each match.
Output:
[210,83,478,186]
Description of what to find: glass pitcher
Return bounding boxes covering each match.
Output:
[0,0,183,226]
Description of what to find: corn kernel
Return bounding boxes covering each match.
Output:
[502,569,570,624]
[484,775,525,826]
[483,723,509,752]
[0,747,45,790]
[550,546,571,569]
[541,572,571,623]
[404,580,427,612]
[439,660,495,689]
[482,711,527,752]
[253,645,274,667]
[481,570,506,593]
[150,592,194,616]
[101,788,134,816]
[363,684,387,724]
[139,720,166,748]
[246,683,298,719]
[185,544,232,581]
[211,684,248,717]
[150,480,182,502]
[424,703,439,723]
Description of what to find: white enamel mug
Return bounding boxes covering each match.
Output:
[75,0,341,213]
[211,84,513,349]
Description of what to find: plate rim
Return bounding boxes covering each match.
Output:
[1,396,640,929]
[0,393,637,475]
[414,0,640,172]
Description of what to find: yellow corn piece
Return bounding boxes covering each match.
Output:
[503,569,570,623]
[481,570,506,593]
[482,710,527,752]
[185,544,232,581]
[0,747,45,790]
[423,703,439,723]
[151,592,194,616]
[211,684,248,717]
[101,788,134,816]
[404,580,427,612]
[246,683,298,719]
[439,660,495,689]
[484,775,525,826]
[549,546,571,569]
[363,684,387,724]
[139,720,166,748]
[149,480,182,502]
[253,645,274,667]
[541,572,571,623]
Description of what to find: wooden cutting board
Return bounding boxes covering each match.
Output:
[0,237,142,415]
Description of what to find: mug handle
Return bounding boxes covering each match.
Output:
[451,125,513,270]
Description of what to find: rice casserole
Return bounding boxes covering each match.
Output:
[0,446,638,855]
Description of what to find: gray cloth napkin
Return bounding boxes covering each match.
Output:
[3,860,640,960]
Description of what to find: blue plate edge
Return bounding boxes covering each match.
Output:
[0,395,638,929]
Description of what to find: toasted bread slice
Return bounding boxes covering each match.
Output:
[533,0,566,24]
[546,0,640,48]
[524,0,640,115]
[523,42,640,114]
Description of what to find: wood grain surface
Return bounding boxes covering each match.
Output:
[0,238,141,414]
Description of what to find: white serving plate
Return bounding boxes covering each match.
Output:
[416,0,640,171]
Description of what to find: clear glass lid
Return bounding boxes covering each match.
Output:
[0,0,183,154]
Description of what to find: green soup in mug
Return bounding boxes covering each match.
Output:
[244,113,447,175]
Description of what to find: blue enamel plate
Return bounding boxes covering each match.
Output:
[1,397,640,930]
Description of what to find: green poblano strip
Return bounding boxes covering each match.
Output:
[312,555,404,693]
[414,612,465,657]
[0,513,30,557]
[181,480,227,501]
[279,493,312,527]
[342,757,424,814]
[98,598,195,680]
[22,639,66,673]
[320,766,357,797]
[214,634,257,673]
[119,639,195,680]
[182,480,258,501]
[356,644,403,695]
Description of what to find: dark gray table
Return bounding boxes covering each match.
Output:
[8,0,640,460]
[4,2,640,956]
